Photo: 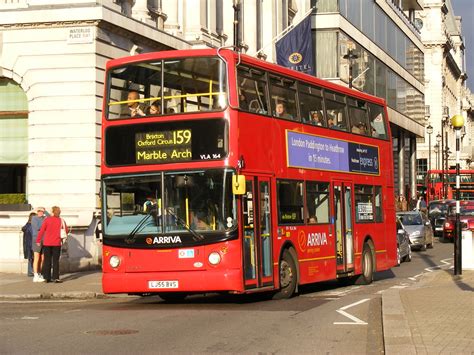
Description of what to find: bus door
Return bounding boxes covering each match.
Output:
[242,176,273,290]
[333,181,355,273]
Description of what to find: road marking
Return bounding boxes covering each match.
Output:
[323,286,361,297]
[333,298,370,325]
[21,316,39,320]
[424,258,454,273]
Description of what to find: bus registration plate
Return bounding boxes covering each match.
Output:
[148,280,179,289]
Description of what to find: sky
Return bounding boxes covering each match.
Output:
[451,0,474,92]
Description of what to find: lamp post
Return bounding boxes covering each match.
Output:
[441,106,449,198]
[434,143,439,170]
[233,0,241,50]
[343,49,358,88]
[436,133,441,171]
[451,114,464,275]
[426,123,433,175]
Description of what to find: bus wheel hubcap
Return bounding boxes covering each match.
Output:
[280,261,293,288]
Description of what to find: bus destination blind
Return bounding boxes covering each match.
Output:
[286,130,380,175]
[135,129,192,164]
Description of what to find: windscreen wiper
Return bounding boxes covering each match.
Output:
[125,210,154,244]
[166,207,205,241]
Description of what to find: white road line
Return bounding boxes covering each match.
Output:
[425,258,453,272]
[333,298,370,325]
[323,286,362,297]
[21,316,39,320]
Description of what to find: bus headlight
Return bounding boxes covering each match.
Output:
[109,255,120,268]
[208,252,221,265]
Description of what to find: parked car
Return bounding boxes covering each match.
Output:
[428,199,455,237]
[396,218,412,265]
[442,200,474,242]
[397,211,434,250]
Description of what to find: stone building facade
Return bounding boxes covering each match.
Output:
[417,0,473,183]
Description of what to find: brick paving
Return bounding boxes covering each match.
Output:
[384,269,474,354]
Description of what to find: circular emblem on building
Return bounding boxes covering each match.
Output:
[145,237,153,245]
[289,52,303,64]
[298,230,307,252]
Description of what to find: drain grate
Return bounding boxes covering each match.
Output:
[85,329,139,336]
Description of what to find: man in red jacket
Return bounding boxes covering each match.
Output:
[36,206,68,283]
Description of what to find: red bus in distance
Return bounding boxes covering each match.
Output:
[425,169,474,203]
[101,48,397,300]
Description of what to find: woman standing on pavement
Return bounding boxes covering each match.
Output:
[36,206,68,283]
[31,207,49,283]
[22,212,36,277]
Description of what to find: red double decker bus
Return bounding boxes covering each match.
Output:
[425,169,474,203]
[101,48,396,300]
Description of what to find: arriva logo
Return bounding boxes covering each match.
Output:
[153,236,182,244]
[307,232,328,247]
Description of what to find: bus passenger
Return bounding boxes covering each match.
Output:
[308,216,318,224]
[275,102,293,119]
[127,91,146,117]
[146,101,161,115]
[310,111,324,126]
[352,123,367,135]
[328,117,340,129]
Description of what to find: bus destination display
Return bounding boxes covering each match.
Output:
[135,129,192,164]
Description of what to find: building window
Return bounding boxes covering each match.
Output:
[340,1,424,81]
[312,0,338,13]
[417,158,427,185]
[315,31,338,78]
[0,78,28,195]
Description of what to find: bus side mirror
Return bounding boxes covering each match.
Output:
[232,175,246,195]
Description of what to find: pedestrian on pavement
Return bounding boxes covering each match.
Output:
[415,195,427,214]
[37,206,68,283]
[22,212,36,277]
[396,195,408,211]
[31,206,49,282]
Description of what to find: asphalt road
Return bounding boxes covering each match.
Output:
[1,238,453,354]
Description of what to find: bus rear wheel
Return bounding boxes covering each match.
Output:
[273,249,297,300]
[355,243,374,285]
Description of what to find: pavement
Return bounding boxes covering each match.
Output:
[1,269,473,353]
[383,268,474,354]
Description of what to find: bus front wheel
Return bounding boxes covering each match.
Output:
[355,243,374,285]
[273,249,297,300]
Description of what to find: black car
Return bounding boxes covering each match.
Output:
[396,219,412,265]
[428,199,455,237]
